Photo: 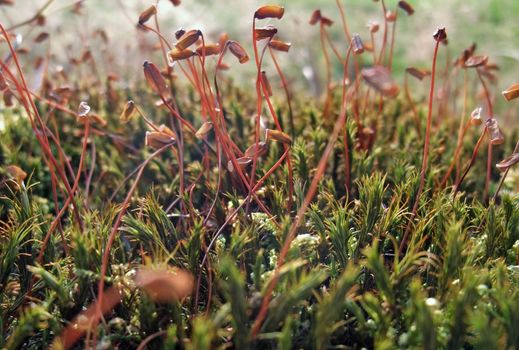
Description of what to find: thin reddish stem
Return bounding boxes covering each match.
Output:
[453,127,488,196]
[476,68,494,203]
[388,12,398,70]
[336,0,352,42]
[399,38,441,255]
[440,119,471,188]
[377,0,389,65]
[269,47,294,137]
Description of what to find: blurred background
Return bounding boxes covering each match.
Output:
[1,0,519,113]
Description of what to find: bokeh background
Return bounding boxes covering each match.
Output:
[1,0,519,114]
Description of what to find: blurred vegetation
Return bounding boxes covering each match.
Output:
[1,0,519,349]
[2,0,519,90]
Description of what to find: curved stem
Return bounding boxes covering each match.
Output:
[476,69,494,116]
[453,127,488,196]
[336,0,352,42]
[388,12,398,70]
[440,119,471,188]
[6,0,54,31]
[377,0,389,65]
[136,331,167,350]
[269,47,294,137]
[399,39,441,255]
[493,141,519,201]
